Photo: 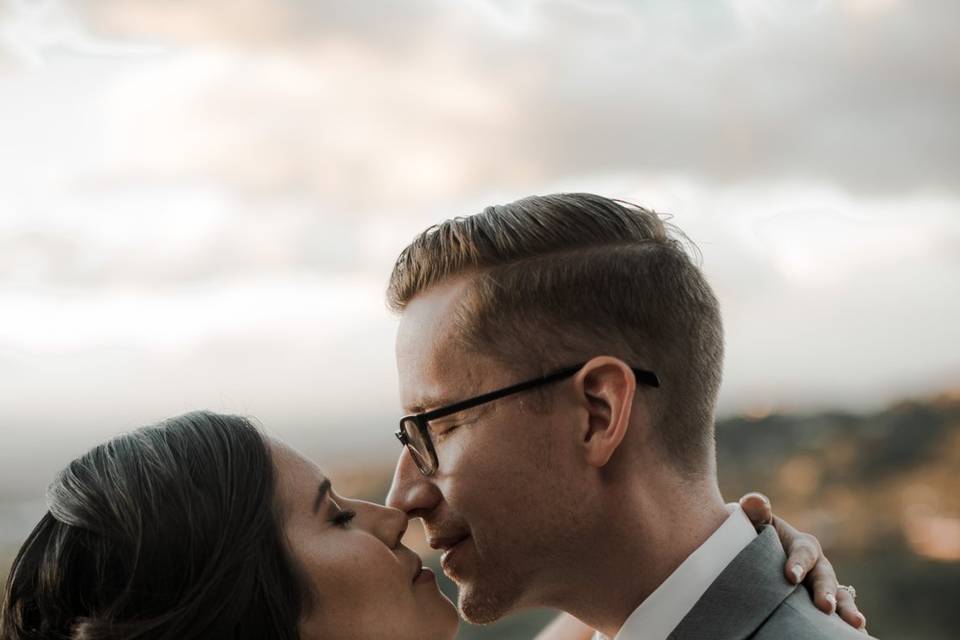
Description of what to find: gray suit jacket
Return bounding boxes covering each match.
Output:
[668,526,875,639]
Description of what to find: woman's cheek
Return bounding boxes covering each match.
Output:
[322,537,393,600]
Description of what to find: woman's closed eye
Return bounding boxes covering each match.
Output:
[331,509,356,528]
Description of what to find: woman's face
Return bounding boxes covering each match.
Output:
[271,442,459,640]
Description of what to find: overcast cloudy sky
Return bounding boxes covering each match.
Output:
[1,0,959,497]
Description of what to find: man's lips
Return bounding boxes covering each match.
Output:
[430,534,471,575]
[427,533,470,552]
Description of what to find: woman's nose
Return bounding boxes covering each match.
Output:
[363,501,408,548]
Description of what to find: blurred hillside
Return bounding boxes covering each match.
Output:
[2,393,958,638]
[715,393,960,640]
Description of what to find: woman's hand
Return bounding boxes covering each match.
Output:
[739,492,868,633]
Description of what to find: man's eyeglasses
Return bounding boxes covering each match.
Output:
[394,362,660,476]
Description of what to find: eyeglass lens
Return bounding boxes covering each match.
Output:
[401,417,436,474]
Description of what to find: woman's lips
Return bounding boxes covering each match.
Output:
[414,566,437,585]
[411,556,423,583]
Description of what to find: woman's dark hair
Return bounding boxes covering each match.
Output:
[0,411,305,639]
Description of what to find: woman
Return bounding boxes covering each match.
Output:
[1,412,861,639]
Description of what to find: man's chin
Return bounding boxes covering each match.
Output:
[455,577,523,625]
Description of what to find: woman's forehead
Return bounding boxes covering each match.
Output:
[270,440,327,507]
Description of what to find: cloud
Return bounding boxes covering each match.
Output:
[4,0,954,293]
[506,0,959,195]
[1,0,957,430]
[67,0,960,197]
[0,183,394,287]
[0,0,160,65]
[94,45,519,208]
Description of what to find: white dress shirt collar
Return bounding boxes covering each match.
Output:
[594,503,757,640]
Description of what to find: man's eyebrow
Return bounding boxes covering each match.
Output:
[408,387,479,414]
[405,396,451,414]
[312,478,331,515]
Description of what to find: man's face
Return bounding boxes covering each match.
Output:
[386,279,591,623]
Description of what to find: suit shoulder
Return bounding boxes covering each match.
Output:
[751,589,876,640]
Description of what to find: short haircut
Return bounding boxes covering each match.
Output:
[387,193,724,476]
[0,411,305,639]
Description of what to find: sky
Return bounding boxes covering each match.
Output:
[1,0,959,501]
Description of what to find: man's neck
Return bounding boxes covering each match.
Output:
[551,480,729,639]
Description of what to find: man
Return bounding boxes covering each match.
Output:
[385,193,870,638]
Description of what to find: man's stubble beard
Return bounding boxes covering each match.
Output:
[454,545,528,625]
[465,510,596,625]
[453,512,579,625]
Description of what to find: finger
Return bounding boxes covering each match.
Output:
[776,517,822,587]
[805,554,839,615]
[836,589,868,632]
[739,492,773,527]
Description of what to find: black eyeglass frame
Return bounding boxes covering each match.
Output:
[394,362,660,476]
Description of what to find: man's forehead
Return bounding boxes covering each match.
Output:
[396,279,471,367]
[397,340,485,413]
[395,282,495,412]
[397,279,470,334]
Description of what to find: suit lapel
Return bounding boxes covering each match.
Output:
[667,526,799,640]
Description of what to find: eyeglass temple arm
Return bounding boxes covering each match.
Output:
[419,364,659,423]
[417,365,584,422]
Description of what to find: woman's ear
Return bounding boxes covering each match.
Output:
[574,356,637,468]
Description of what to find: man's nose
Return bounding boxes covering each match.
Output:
[386,448,442,517]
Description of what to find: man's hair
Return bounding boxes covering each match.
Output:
[387,193,724,476]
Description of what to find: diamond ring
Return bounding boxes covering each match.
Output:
[837,584,857,600]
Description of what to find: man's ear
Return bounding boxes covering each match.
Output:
[573,356,637,468]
